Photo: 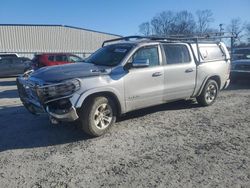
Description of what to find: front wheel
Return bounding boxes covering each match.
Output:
[196,79,219,106]
[78,96,116,137]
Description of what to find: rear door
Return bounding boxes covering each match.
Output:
[162,44,196,101]
[124,45,164,112]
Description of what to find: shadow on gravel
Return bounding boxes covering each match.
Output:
[0,89,19,99]
[0,79,16,87]
[0,100,199,151]
[118,100,200,122]
[226,80,250,90]
[0,106,91,152]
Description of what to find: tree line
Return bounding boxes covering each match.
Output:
[139,10,250,46]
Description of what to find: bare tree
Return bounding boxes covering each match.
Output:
[172,11,196,35]
[227,18,244,38]
[139,22,151,36]
[139,10,196,36]
[151,16,163,35]
[158,11,175,35]
[196,9,214,33]
[227,18,246,47]
[246,23,250,35]
[150,11,175,36]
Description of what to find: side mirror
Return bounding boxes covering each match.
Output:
[132,59,149,68]
[124,62,132,70]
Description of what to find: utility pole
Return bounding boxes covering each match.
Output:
[219,24,224,41]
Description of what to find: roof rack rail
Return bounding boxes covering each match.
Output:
[102,36,144,47]
[102,32,236,47]
[165,32,236,41]
[102,35,182,46]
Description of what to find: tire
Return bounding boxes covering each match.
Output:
[196,79,219,106]
[78,96,116,137]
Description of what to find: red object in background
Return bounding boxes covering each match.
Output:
[32,53,83,69]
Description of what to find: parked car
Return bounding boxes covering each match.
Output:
[230,48,250,82]
[0,57,31,77]
[30,53,84,70]
[17,36,230,136]
[0,53,19,58]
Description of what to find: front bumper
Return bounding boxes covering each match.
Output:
[17,77,79,122]
[46,106,79,122]
[16,77,45,114]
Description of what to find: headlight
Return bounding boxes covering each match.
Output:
[37,79,80,103]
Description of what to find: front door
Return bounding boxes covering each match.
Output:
[124,45,164,112]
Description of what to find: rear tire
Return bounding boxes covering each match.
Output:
[196,79,219,106]
[78,96,116,137]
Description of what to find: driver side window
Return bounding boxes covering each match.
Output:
[132,46,159,67]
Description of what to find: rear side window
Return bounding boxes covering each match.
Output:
[0,59,12,64]
[48,56,54,61]
[163,45,191,64]
[55,55,67,62]
[0,58,13,64]
[200,46,224,61]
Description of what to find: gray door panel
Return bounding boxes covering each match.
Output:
[124,66,164,111]
[164,63,196,100]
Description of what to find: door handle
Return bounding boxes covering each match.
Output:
[152,72,162,77]
[185,68,194,73]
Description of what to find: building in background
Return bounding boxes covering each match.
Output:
[0,24,120,58]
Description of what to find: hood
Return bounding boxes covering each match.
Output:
[30,63,111,82]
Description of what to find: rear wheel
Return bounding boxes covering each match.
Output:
[78,96,116,137]
[196,79,219,106]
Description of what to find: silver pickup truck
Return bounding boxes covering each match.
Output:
[17,36,231,136]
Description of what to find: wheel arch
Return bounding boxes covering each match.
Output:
[75,89,124,116]
[197,75,221,96]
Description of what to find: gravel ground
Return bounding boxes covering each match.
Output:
[0,77,249,188]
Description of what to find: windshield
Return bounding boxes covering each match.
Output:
[233,49,250,60]
[85,44,133,66]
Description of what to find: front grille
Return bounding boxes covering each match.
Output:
[17,78,39,101]
[16,79,28,99]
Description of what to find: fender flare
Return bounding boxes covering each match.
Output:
[196,75,221,97]
[75,87,125,114]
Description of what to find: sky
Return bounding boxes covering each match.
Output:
[0,0,250,36]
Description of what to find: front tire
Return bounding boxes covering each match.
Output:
[78,96,116,137]
[196,79,219,106]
